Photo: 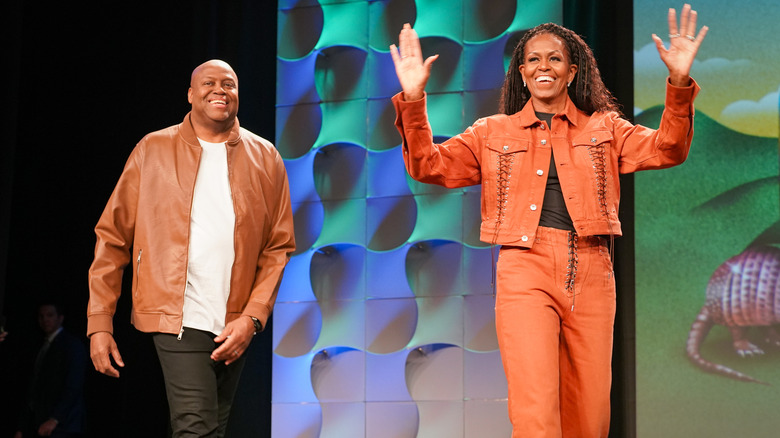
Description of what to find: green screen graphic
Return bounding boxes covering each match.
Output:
[634,1,780,437]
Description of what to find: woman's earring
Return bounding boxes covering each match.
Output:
[567,81,572,88]
[523,80,527,87]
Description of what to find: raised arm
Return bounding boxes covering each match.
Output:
[651,3,709,87]
[389,23,439,101]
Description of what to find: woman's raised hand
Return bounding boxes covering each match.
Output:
[390,23,439,101]
[651,3,709,86]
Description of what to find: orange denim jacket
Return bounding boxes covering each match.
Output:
[393,79,699,247]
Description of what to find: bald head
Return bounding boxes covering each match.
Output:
[190,59,237,87]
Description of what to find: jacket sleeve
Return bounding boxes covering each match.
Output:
[613,78,700,173]
[242,151,296,330]
[86,146,143,336]
[392,92,483,188]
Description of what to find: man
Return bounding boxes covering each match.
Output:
[87,59,295,437]
[16,302,86,438]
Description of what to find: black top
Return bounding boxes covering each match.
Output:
[535,112,575,231]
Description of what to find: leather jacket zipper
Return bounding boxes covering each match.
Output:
[135,249,143,296]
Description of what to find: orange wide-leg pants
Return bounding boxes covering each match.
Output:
[495,227,616,438]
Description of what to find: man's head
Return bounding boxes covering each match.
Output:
[38,302,64,336]
[187,59,239,141]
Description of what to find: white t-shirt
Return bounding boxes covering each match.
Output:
[182,139,236,335]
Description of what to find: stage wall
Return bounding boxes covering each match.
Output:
[272,1,561,436]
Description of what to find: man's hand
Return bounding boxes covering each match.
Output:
[211,316,255,365]
[89,331,124,378]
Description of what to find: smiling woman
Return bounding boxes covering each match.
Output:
[389,5,708,437]
[517,33,578,113]
[500,21,623,116]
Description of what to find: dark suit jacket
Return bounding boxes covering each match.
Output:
[20,328,87,435]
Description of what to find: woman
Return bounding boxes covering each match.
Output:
[390,4,707,438]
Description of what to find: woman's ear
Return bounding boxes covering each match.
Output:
[568,64,578,85]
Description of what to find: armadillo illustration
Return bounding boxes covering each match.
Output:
[686,245,780,385]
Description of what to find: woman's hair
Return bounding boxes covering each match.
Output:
[499,23,621,116]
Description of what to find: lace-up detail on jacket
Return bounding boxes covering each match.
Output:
[587,144,608,216]
[587,143,615,260]
[492,153,515,244]
[391,80,699,248]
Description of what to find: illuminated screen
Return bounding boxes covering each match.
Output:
[634,1,780,437]
[272,0,561,436]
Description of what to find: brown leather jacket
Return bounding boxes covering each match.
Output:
[87,113,295,336]
[393,79,699,247]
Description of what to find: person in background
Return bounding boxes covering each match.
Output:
[390,4,707,437]
[87,59,295,437]
[16,301,86,438]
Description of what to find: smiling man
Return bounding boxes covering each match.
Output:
[87,59,295,437]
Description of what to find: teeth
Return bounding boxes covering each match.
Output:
[536,76,554,83]
[211,100,226,104]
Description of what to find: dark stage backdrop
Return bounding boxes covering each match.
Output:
[0,1,278,437]
[1,1,635,437]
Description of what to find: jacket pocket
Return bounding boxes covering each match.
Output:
[485,138,530,154]
[572,130,615,218]
[571,130,613,171]
[483,139,530,224]
[571,130,614,148]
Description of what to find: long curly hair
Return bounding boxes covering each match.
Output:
[499,23,621,116]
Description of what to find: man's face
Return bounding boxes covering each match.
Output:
[187,61,239,127]
[38,305,63,336]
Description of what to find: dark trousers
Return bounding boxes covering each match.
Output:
[153,328,246,438]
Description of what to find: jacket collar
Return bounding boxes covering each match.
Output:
[513,94,587,129]
[180,111,242,147]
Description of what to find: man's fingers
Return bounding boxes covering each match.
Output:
[95,355,120,378]
[110,347,125,367]
[90,333,123,377]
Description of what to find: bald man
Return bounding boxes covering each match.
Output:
[87,60,295,437]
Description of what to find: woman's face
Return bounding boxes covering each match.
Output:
[519,33,578,113]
